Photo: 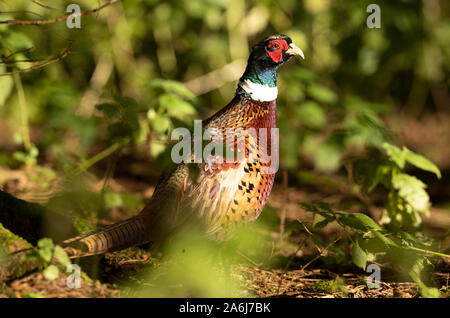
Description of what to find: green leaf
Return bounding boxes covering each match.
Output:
[150,114,171,135]
[149,79,196,100]
[22,292,44,298]
[314,219,330,229]
[37,238,54,263]
[383,143,405,168]
[420,286,441,298]
[403,147,441,179]
[392,173,430,213]
[159,94,196,118]
[13,151,27,162]
[353,157,393,192]
[114,95,141,111]
[306,84,338,104]
[352,213,381,231]
[372,231,398,247]
[290,68,317,82]
[53,246,71,267]
[317,202,334,213]
[104,190,123,208]
[43,265,59,281]
[339,214,368,232]
[313,143,342,173]
[108,122,135,140]
[383,144,441,179]
[296,101,326,128]
[4,31,33,50]
[96,103,120,119]
[352,239,368,269]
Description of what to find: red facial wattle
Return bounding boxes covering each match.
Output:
[266,39,288,63]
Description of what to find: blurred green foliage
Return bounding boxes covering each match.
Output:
[0,0,448,298]
[0,0,448,177]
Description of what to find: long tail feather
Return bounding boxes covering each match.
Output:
[62,217,150,258]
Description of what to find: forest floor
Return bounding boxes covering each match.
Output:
[0,113,449,298]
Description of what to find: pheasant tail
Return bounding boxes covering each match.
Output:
[62,217,149,258]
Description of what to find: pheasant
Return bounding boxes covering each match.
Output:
[63,35,304,258]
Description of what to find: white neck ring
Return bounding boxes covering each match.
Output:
[239,79,278,102]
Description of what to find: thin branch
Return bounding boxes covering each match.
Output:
[1,46,35,63]
[0,58,47,65]
[32,0,57,11]
[0,44,72,76]
[0,0,119,25]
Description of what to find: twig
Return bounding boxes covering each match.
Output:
[32,0,57,11]
[0,0,119,25]
[300,238,341,272]
[1,47,35,63]
[0,44,72,76]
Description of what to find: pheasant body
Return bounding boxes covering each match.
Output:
[63,35,304,257]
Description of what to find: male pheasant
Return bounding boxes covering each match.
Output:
[63,35,304,258]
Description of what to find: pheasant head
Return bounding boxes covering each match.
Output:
[237,35,304,102]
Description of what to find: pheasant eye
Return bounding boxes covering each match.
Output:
[267,42,279,51]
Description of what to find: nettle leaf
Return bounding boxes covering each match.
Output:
[403,148,441,179]
[43,265,59,281]
[392,173,430,213]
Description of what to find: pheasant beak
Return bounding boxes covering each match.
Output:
[286,43,305,59]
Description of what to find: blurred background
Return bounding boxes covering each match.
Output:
[0,0,448,297]
[0,0,448,178]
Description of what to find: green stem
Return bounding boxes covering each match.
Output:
[73,141,124,176]
[406,245,450,259]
